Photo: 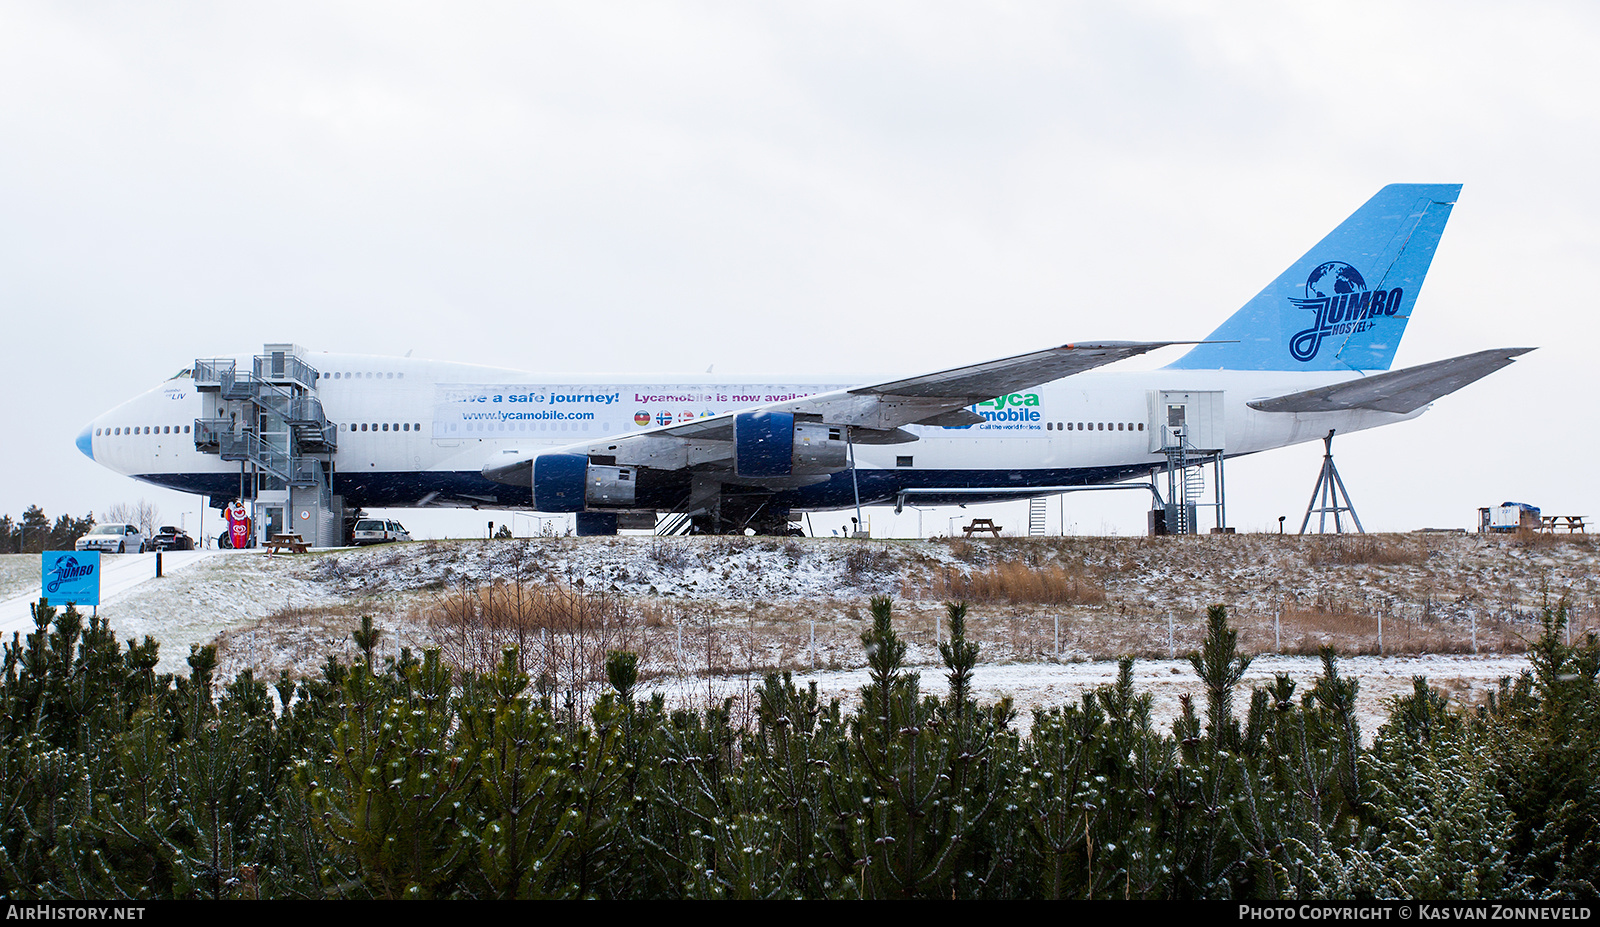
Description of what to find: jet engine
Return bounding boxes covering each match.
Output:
[732,411,846,478]
[531,454,637,513]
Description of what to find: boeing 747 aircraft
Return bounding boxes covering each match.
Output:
[77,184,1529,540]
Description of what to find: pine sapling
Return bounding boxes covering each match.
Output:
[1188,603,1251,751]
[939,601,978,714]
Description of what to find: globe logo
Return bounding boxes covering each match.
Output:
[1288,260,1393,362]
[1304,262,1367,300]
[46,555,95,594]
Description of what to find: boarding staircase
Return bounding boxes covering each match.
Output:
[655,511,694,536]
[1027,497,1049,536]
[1159,435,1217,535]
[192,351,336,506]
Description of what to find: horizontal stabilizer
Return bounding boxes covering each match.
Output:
[1247,348,1533,414]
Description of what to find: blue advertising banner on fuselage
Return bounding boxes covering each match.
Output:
[430,383,830,440]
[41,551,100,607]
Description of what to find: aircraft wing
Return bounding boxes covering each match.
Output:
[482,340,1175,485]
[1246,348,1534,415]
[762,340,1179,431]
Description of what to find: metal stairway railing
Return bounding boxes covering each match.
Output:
[655,511,694,536]
[194,354,335,481]
[219,432,292,483]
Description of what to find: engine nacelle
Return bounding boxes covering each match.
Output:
[733,412,847,478]
[531,454,637,512]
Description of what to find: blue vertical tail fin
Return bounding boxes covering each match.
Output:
[1166,183,1461,371]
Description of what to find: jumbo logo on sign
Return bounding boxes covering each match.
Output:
[41,551,100,607]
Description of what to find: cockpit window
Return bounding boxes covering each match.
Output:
[169,368,193,379]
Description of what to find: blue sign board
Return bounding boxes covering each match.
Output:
[41,551,100,607]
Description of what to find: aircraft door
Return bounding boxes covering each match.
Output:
[1149,390,1224,453]
[1165,402,1188,449]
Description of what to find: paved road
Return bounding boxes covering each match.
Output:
[0,549,215,637]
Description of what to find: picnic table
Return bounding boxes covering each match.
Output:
[267,533,309,554]
[962,518,1002,538]
[1539,515,1587,534]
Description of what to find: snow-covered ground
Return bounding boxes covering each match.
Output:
[648,652,1535,741]
[0,549,213,637]
[4,532,1587,741]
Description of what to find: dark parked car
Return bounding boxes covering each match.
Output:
[149,526,195,551]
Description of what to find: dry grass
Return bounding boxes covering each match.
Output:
[414,579,651,708]
[223,533,1600,701]
[213,601,435,681]
[903,561,1106,606]
[1304,535,1427,566]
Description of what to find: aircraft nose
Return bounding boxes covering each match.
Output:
[76,422,94,461]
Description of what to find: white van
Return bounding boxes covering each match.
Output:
[350,519,411,546]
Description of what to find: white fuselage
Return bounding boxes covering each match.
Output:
[81,352,1423,512]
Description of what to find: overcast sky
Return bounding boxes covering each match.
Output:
[2,1,1595,539]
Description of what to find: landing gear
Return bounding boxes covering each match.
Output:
[684,500,796,536]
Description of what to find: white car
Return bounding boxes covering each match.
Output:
[350,519,411,546]
[76,523,149,554]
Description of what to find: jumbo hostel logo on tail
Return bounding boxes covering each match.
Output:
[1288,262,1404,362]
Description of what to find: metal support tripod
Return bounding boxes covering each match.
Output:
[1299,429,1364,534]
